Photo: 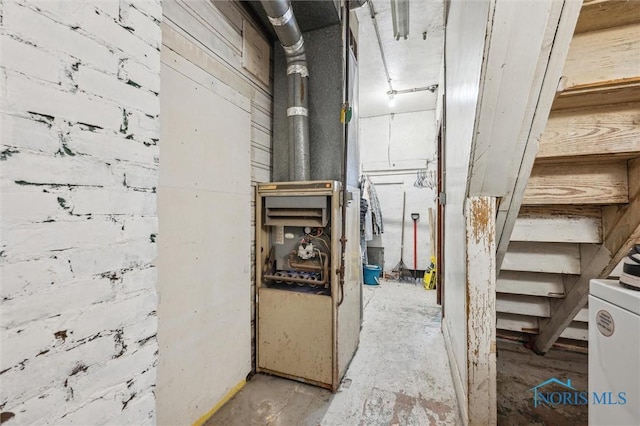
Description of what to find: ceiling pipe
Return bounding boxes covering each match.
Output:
[260,0,310,181]
[387,84,439,96]
[368,0,394,95]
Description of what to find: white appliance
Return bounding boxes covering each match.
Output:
[589,279,640,425]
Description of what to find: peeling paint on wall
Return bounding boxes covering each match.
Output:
[468,197,494,246]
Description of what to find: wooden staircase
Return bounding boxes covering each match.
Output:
[496,0,640,353]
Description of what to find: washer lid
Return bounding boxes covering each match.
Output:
[590,279,640,316]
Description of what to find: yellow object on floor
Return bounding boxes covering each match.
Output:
[423,256,436,290]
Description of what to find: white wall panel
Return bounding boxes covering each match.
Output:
[371,181,436,271]
[158,58,251,426]
[360,110,437,270]
[360,110,436,172]
[157,1,272,423]
[443,0,492,422]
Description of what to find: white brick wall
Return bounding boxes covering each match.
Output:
[0,1,161,424]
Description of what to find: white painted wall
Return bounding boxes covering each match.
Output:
[0,0,160,423]
[157,60,251,426]
[370,180,436,272]
[157,2,272,424]
[443,0,492,421]
[360,111,437,271]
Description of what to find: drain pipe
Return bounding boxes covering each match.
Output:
[260,0,310,181]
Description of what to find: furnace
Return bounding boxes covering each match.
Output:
[255,181,362,391]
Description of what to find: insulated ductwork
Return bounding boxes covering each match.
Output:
[260,0,310,181]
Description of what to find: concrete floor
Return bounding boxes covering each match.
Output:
[497,340,588,425]
[207,280,462,425]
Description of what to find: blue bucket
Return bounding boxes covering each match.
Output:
[363,264,382,285]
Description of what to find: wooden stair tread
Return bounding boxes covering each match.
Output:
[575,0,640,34]
[573,306,589,323]
[497,313,539,334]
[502,242,581,274]
[497,271,565,298]
[539,102,640,161]
[513,206,602,243]
[494,3,640,346]
[534,153,640,165]
[553,80,640,110]
[522,160,629,205]
[563,23,640,91]
[497,313,588,341]
[517,205,601,218]
[496,294,551,317]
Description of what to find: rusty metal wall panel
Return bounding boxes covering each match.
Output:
[257,288,333,386]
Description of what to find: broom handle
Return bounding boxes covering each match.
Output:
[400,192,406,258]
[413,218,417,274]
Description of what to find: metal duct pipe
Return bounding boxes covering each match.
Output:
[261,0,310,181]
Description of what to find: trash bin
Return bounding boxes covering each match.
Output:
[363,264,382,285]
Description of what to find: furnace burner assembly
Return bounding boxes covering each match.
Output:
[260,193,331,292]
[262,225,332,291]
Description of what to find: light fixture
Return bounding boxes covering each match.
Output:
[386,84,438,98]
[390,0,410,40]
[387,91,395,105]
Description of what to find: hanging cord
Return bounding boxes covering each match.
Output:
[387,115,392,167]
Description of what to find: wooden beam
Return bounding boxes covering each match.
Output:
[563,24,640,90]
[523,160,628,205]
[532,244,609,353]
[467,0,571,197]
[502,242,581,274]
[574,0,640,34]
[512,206,602,243]
[553,80,640,110]
[465,197,496,426]
[497,271,566,298]
[539,103,640,161]
[603,158,640,254]
[533,162,640,353]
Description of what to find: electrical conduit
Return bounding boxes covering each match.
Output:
[338,0,351,305]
